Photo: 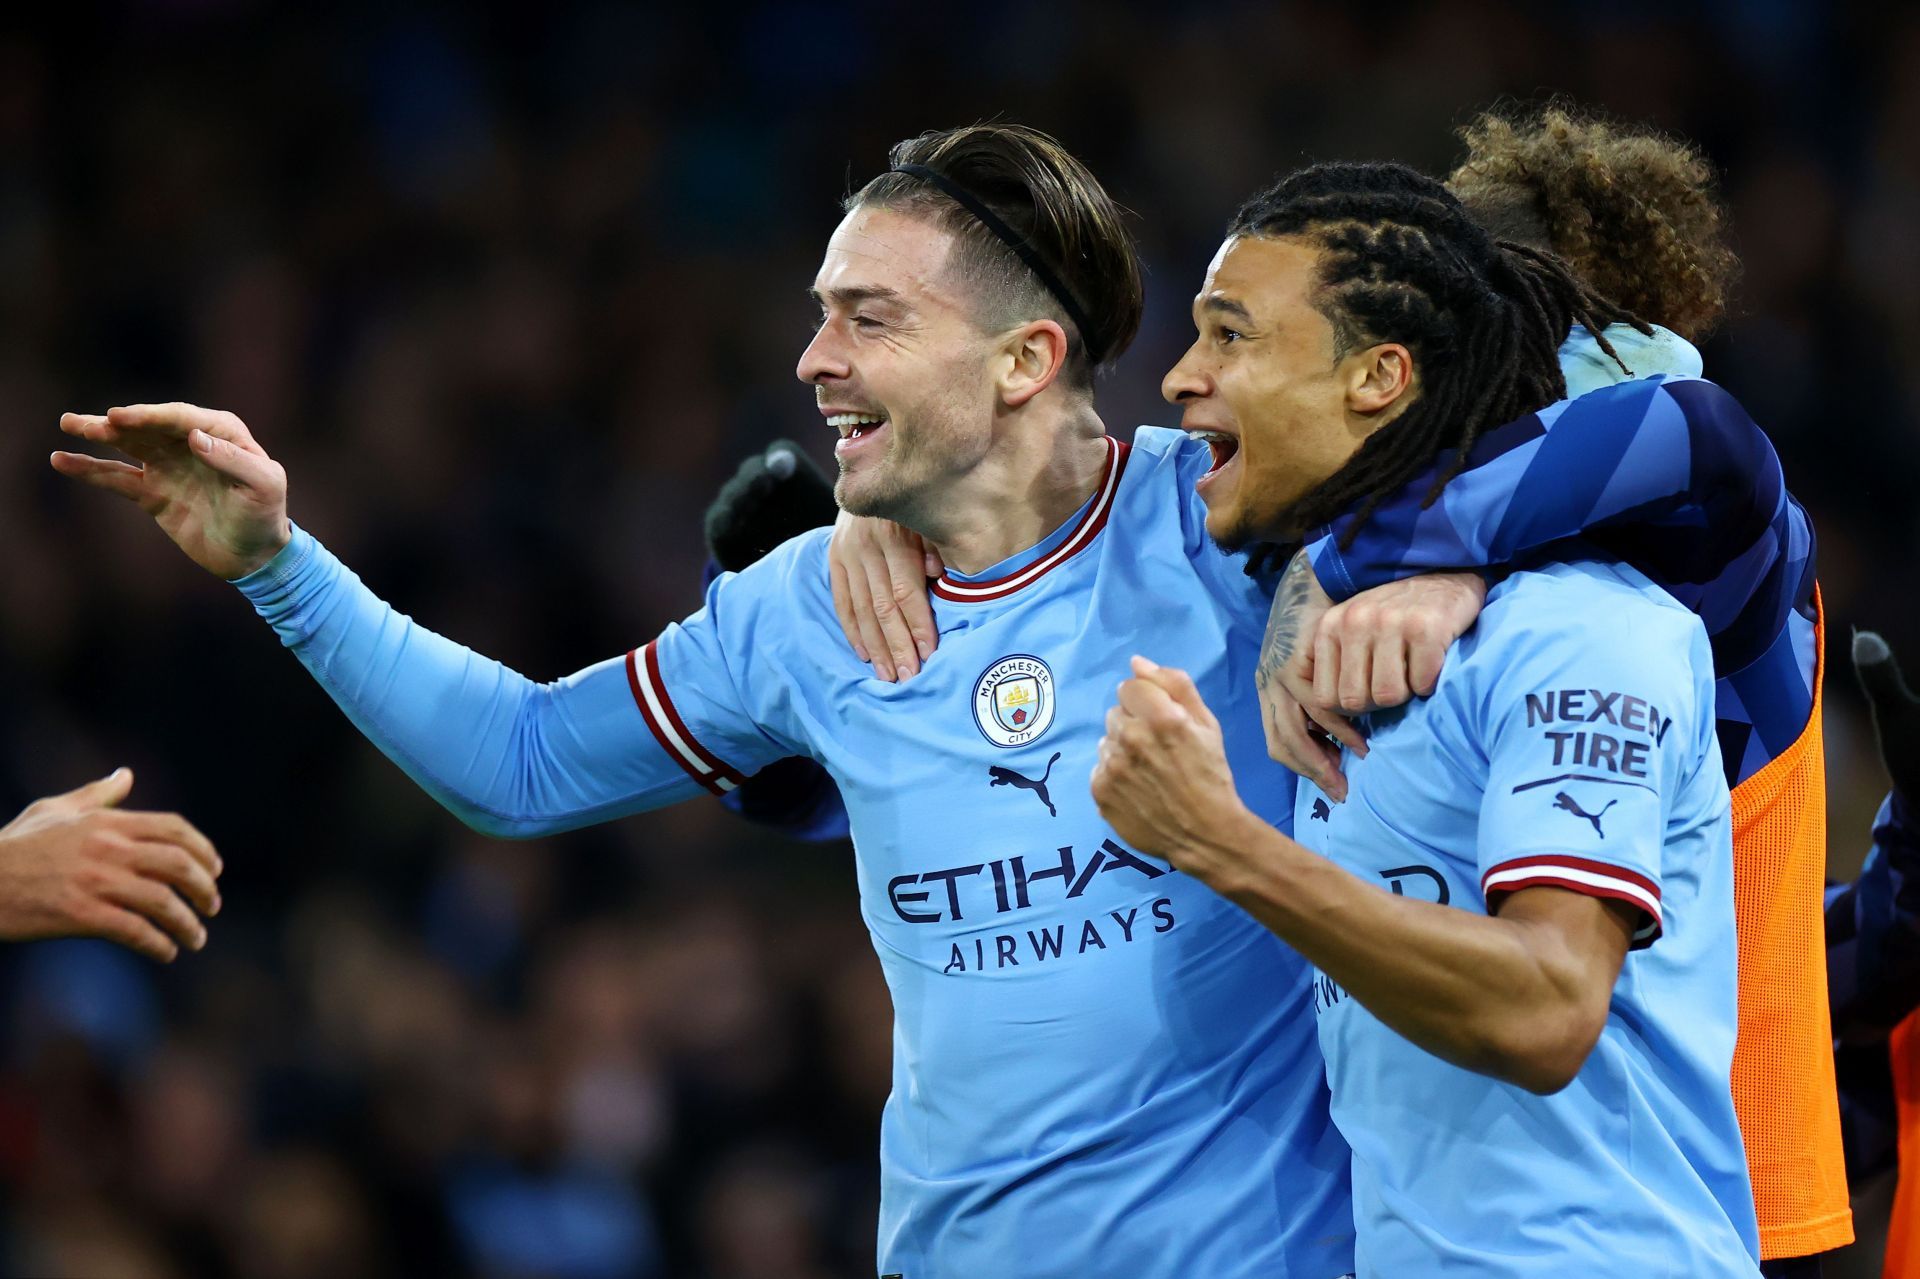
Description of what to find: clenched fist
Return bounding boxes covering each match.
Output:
[1091,657,1266,888]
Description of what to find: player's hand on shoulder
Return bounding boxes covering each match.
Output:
[1257,553,1360,799]
[1093,657,1256,882]
[51,402,290,580]
[704,439,838,573]
[1316,570,1487,711]
[0,768,223,963]
[828,508,943,683]
[1258,555,1487,800]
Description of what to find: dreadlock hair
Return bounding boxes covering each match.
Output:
[1229,161,1650,546]
[1448,103,1739,341]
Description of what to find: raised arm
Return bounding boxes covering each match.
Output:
[239,526,740,835]
[1829,632,1920,1043]
[54,403,798,839]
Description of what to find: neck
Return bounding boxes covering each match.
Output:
[922,400,1111,575]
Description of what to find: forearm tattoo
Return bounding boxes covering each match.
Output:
[1257,551,1315,693]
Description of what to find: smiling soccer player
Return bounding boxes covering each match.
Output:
[55,125,1377,1279]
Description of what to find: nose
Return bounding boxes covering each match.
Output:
[1160,339,1211,404]
[796,320,849,385]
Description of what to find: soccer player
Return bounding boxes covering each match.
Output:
[0,769,222,962]
[780,108,1917,1270]
[53,124,1783,1276]
[1091,162,1761,1272]
[1257,107,1860,1275]
[58,125,1396,1278]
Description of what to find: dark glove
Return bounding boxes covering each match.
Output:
[703,440,839,573]
[1854,629,1920,804]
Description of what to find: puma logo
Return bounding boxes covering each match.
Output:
[1310,796,1331,822]
[1553,791,1618,838]
[989,752,1062,817]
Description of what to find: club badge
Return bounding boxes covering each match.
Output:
[973,654,1056,748]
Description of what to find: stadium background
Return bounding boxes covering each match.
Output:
[0,1,1910,1275]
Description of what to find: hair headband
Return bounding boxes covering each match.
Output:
[890,162,1103,364]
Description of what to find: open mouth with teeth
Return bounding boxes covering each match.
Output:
[828,412,888,438]
[829,411,890,457]
[1188,429,1240,474]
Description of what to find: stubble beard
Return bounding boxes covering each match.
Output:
[835,435,919,523]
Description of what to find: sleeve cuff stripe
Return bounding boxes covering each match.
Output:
[1482,854,1660,902]
[626,643,740,795]
[1481,865,1664,947]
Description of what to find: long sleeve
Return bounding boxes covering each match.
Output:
[1827,793,1920,1184]
[1827,792,1920,1043]
[1306,377,1815,678]
[234,525,758,838]
[691,557,852,844]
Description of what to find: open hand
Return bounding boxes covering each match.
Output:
[828,510,944,682]
[52,402,290,580]
[0,769,223,962]
[1257,553,1486,801]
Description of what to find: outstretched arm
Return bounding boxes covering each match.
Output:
[237,526,724,835]
[54,403,793,838]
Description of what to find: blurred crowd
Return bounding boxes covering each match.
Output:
[0,1,1914,1275]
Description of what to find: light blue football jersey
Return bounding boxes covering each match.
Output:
[1291,558,1760,1277]
[647,430,1351,1277]
[237,428,1354,1279]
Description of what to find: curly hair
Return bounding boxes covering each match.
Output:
[1447,104,1739,341]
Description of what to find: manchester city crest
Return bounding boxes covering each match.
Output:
[972,654,1057,748]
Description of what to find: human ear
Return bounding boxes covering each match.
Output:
[1001,319,1071,409]
[1345,343,1414,415]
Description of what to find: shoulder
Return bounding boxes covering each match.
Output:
[1125,425,1210,482]
[1482,558,1703,638]
[1116,425,1224,523]
[1114,426,1262,586]
[708,526,835,621]
[1099,426,1203,528]
[1128,424,1198,461]
[1457,560,1711,693]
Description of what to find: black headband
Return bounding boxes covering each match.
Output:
[889,162,1103,365]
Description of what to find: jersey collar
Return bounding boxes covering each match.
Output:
[932,436,1130,604]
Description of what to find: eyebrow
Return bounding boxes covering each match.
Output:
[809,284,908,309]
[1199,294,1255,324]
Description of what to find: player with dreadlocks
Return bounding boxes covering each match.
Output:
[1194,170,1646,544]
[732,107,1913,1271]
[1250,105,1920,1277]
[1093,159,1764,1273]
